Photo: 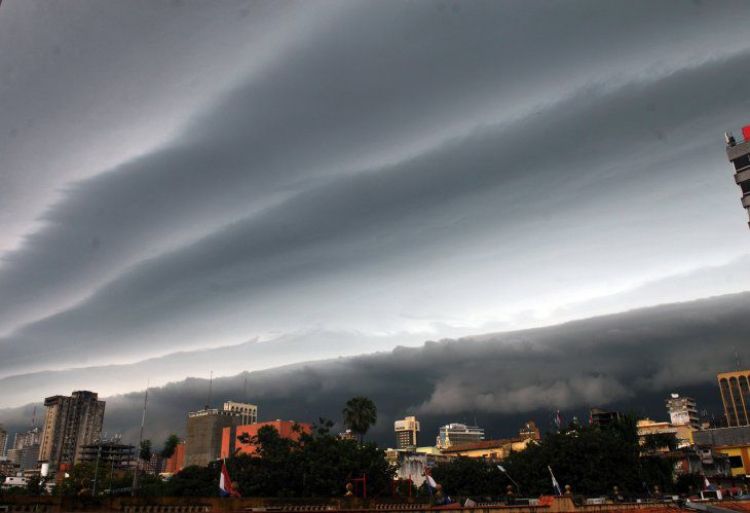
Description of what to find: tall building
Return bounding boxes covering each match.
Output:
[724,126,750,226]
[666,393,700,429]
[436,423,484,449]
[184,401,257,467]
[38,391,106,471]
[0,426,7,457]
[717,370,750,427]
[394,416,420,449]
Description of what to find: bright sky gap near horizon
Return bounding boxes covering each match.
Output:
[2,0,750,408]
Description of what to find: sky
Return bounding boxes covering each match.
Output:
[2,1,750,409]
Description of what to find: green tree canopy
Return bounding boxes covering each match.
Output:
[342,396,377,442]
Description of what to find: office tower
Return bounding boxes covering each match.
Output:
[222,401,257,425]
[725,126,750,227]
[436,423,485,449]
[718,370,750,427]
[38,391,106,471]
[77,438,135,471]
[394,416,420,449]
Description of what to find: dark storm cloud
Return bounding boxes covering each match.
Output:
[2,1,750,393]
[2,46,750,377]
[2,292,745,445]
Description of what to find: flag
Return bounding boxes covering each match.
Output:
[548,466,562,496]
[554,410,563,431]
[219,460,240,497]
[704,476,714,491]
[426,474,438,489]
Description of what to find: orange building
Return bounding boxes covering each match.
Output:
[220,420,312,458]
[163,441,185,474]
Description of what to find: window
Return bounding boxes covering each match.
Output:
[729,455,744,469]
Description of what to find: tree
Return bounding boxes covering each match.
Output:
[160,434,181,459]
[342,396,377,443]
[139,439,153,462]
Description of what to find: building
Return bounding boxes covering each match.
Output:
[338,429,357,441]
[220,420,312,458]
[589,407,622,427]
[724,126,750,226]
[394,416,420,449]
[518,420,541,441]
[385,449,453,488]
[637,418,694,449]
[184,401,257,467]
[666,393,700,429]
[693,425,750,477]
[0,427,7,457]
[77,439,135,471]
[163,441,186,474]
[436,423,485,449]
[222,401,258,425]
[717,370,750,427]
[439,422,540,460]
[38,391,106,472]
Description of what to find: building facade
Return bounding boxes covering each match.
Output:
[77,439,135,470]
[163,441,186,474]
[394,416,420,449]
[436,423,484,449]
[38,391,106,471]
[666,394,700,429]
[717,370,750,427]
[589,408,622,427]
[222,401,258,425]
[693,425,750,477]
[184,401,257,467]
[724,127,750,226]
[220,420,312,458]
[0,427,7,457]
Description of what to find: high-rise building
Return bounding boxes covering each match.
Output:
[717,370,750,427]
[724,126,750,226]
[0,426,7,457]
[184,401,257,467]
[666,393,700,429]
[38,391,106,471]
[394,416,420,449]
[436,423,484,449]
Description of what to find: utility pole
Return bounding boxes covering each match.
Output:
[131,383,149,496]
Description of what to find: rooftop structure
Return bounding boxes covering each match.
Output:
[394,416,420,450]
[436,423,484,449]
[724,126,750,227]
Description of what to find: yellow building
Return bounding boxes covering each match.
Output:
[717,370,750,427]
[636,418,694,448]
[441,437,535,460]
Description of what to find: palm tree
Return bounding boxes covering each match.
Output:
[342,396,377,444]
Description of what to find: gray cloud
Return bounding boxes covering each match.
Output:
[2,1,750,393]
[1,292,745,446]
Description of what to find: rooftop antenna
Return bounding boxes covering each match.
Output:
[132,380,149,496]
[733,346,742,370]
[31,406,36,430]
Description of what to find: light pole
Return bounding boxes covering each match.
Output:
[497,465,521,495]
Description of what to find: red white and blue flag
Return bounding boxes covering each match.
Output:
[219,460,240,497]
